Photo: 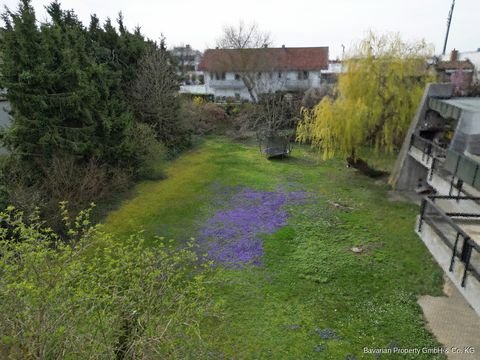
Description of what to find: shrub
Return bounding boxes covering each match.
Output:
[0,155,133,230]
[301,85,333,109]
[229,103,261,133]
[126,123,167,180]
[183,100,229,135]
[0,205,214,358]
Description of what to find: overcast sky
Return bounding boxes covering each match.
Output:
[2,0,479,58]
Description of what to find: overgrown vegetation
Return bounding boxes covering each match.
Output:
[103,139,445,358]
[0,204,214,358]
[297,32,434,161]
[0,0,188,223]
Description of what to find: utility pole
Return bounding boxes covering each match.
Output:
[442,0,456,56]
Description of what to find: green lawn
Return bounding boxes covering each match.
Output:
[104,138,445,359]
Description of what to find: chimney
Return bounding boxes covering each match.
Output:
[263,44,268,48]
[282,44,285,48]
[450,49,459,62]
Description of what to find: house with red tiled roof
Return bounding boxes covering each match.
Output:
[198,46,330,102]
[436,49,475,95]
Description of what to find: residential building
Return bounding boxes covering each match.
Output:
[444,48,480,84]
[321,59,343,84]
[169,44,203,85]
[391,83,480,314]
[436,50,475,95]
[198,46,330,101]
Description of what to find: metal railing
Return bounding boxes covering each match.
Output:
[442,150,480,196]
[409,133,447,167]
[209,80,245,89]
[418,195,480,287]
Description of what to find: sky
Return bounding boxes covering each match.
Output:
[2,0,479,59]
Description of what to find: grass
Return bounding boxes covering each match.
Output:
[104,137,445,359]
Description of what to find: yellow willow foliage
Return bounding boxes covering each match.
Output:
[297,32,434,159]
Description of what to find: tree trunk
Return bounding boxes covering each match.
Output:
[346,149,388,178]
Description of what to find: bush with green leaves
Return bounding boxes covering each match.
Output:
[125,123,167,180]
[0,205,215,358]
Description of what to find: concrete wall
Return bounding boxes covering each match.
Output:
[417,220,480,315]
[390,83,454,190]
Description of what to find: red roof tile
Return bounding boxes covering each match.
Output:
[198,47,329,72]
[436,59,474,71]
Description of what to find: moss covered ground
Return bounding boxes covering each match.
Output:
[104,138,445,359]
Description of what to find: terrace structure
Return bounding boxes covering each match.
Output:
[391,83,480,314]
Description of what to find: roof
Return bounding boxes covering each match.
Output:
[436,59,474,71]
[198,47,329,72]
[429,97,480,120]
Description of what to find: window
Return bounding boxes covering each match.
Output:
[221,72,226,80]
[235,73,241,80]
[297,71,309,80]
[278,72,282,79]
[257,72,262,79]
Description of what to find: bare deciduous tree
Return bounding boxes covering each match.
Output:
[217,21,271,50]
[216,21,272,103]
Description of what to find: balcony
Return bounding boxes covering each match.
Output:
[209,80,245,89]
[408,134,447,169]
[284,79,310,91]
[417,195,480,314]
[409,134,480,313]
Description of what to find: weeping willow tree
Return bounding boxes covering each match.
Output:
[297,32,434,161]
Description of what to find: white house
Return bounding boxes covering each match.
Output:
[457,49,480,83]
[198,46,330,101]
[169,44,204,85]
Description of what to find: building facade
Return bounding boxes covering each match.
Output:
[391,83,480,314]
[198,46,330,102]
[169,44,203,85]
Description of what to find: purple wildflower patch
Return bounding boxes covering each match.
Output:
[198,187,307,267]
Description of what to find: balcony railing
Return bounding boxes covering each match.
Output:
[410,134,480,197]
[418,195,480,287]
[209,80,245,89]
[284,79,310,90]
[442,150,480,195]
[409,133,447,166]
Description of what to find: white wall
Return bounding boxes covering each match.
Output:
[204,70,326,101]
[459,51,480,83]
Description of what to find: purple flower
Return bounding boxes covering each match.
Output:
[198,188,307,267]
